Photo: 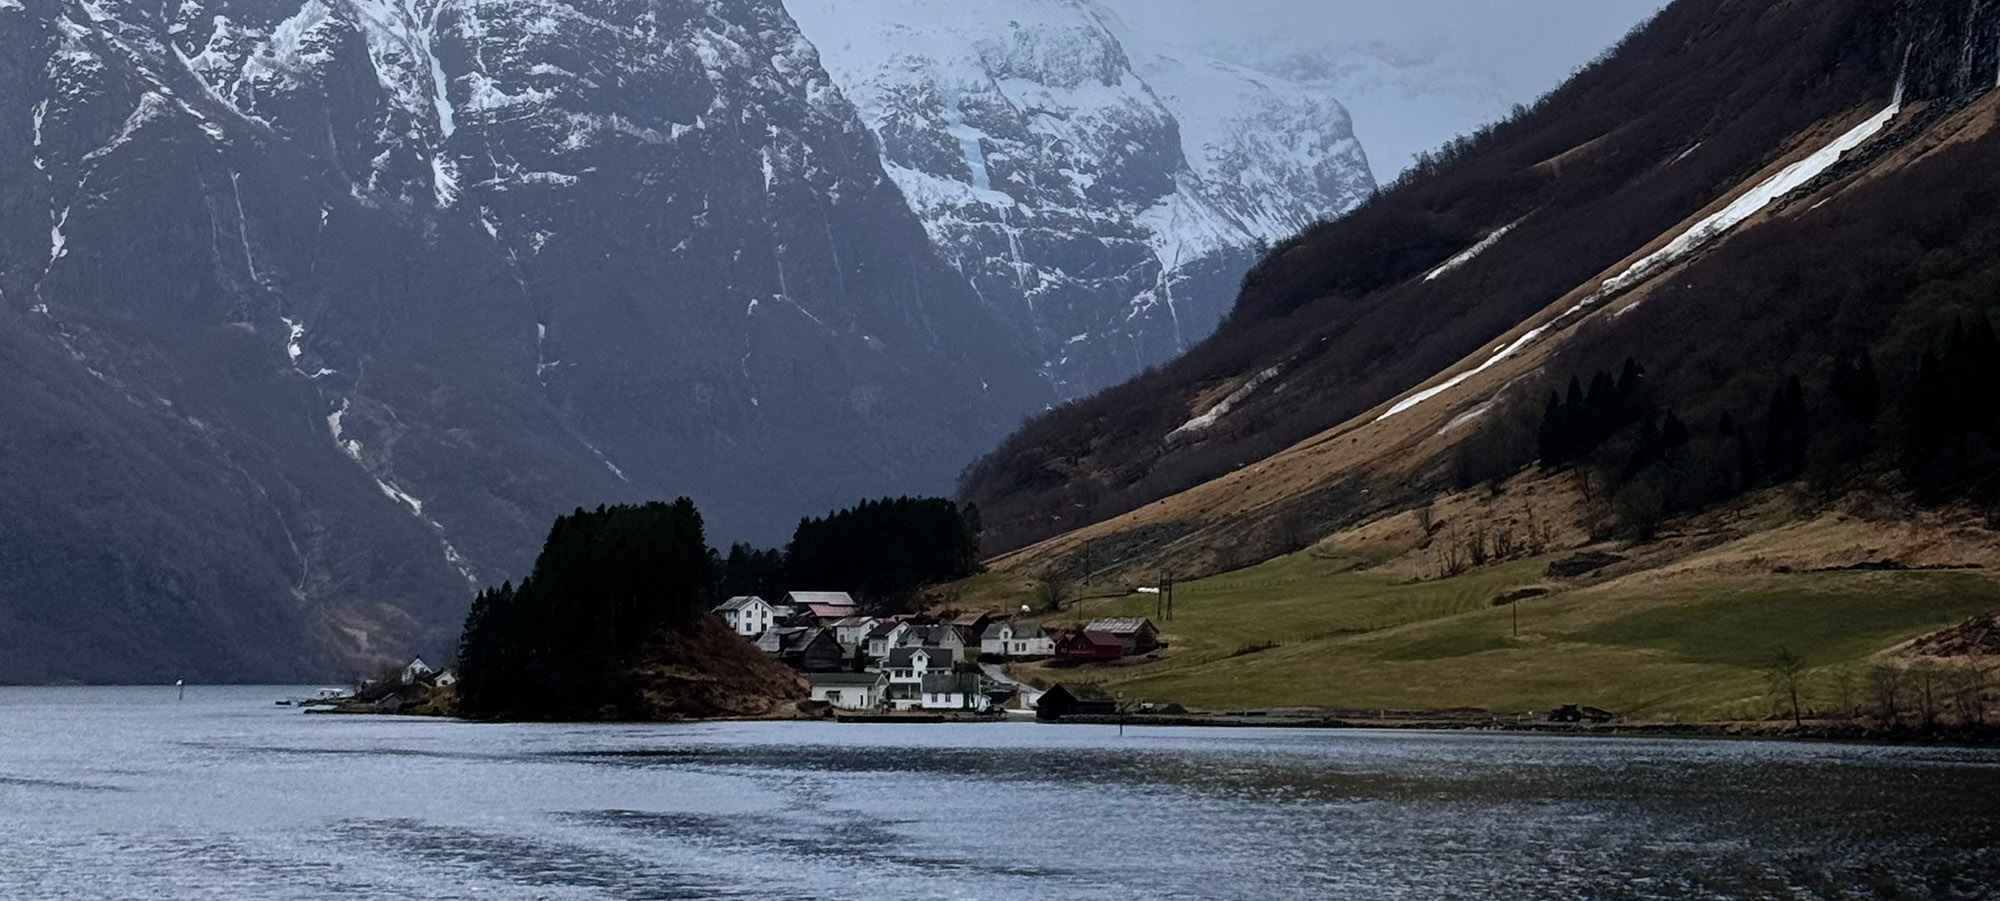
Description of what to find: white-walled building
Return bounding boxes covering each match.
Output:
[978,621,1054,658]
[881,646,951,710]
[831,616,878,653]
[918,673,989,711]
[809,672,886,710]
[400,657,434,684]
[864,620,911,659]
[714,595,777,637]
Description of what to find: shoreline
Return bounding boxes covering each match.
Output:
[1041,711,2000,747]
[299,699,2000,747]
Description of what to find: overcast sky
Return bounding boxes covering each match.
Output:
[1101,0,1668,95]
[1099,0,1670,175]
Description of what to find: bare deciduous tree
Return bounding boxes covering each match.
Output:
[1870,665,1905,726]
[1034,569,1074,614]
[1829,667,1861,721]
[1764,646,1807,727]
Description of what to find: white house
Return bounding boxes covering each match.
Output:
[918,673,990,711]
[900,624,973,663]
[714,595,776,637]
[978,621,1054,658]
[864,620,911,659]
[808,672,886,710]
[400,657,434,684]
[432,668,459,688]
[881,646,951,710]
[831,616,878,653]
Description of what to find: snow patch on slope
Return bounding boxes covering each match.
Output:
[1596,100,1900,299]
[1425,217,1524,282]
[1378,95,1903,423]
[1167,365,1280,442]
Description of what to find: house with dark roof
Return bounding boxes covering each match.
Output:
[863,620,910,659]
[898,623,973,663]
[881,645,954,709]
[829,616,878,653]
[978,620,1054,658]
[808,671,886,710]
[1036,683,1117,720]
[714,595,776,637]
[755,626,846,672]
[1053,629,1124,663]
[918,673,989,711]
[1084,617,1160,655]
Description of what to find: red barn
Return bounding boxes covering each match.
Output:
[1053,629,1124,662]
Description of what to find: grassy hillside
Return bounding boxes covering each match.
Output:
[978,483,2000,721]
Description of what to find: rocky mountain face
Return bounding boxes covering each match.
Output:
[785,0,1375,399]
[0,0,1044,681]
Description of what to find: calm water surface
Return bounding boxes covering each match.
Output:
[2,686,1997,899]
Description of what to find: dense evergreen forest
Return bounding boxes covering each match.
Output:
[717,496,985,608]
[454,495,983,718]
[1452,315,2000,541]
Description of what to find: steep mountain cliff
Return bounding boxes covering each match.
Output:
[964,0,2000,577]
[0,0,1042,681]
[785,0,1374,398]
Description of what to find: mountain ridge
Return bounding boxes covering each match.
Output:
[962,0,2000,583]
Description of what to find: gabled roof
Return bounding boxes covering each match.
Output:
[785,591,858,609]
[920,673,977,694]
[883,645,941,669]
[809,672,884,687]
[831,616,876,629]
[714,595,769,612]
[949,612,990,627]
[1049,682,1114,701]
[805,603,857,618]
[906,624,963,645]
[1085,617,1155,635]
[866,620,906,640]
[1061,630,1122,649]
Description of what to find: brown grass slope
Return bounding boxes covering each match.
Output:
[964,0,2000,587]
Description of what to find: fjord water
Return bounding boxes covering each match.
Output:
[3,687,1996,900]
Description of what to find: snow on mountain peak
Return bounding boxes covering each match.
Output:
[786,0,1373,398]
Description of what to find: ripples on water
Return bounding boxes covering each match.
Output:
[2,686,1996,899]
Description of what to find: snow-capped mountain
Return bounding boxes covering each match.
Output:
[1202,38,1516,180]
[0,0,1043,681]
[786,0,1375,399]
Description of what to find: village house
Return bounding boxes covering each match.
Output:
[808,671,886,710]
[432,668,458,688]
[918,673,990,712]
[880,646,955,710]
[1085,617,1161,656]
[830,616,878,653]
[899,624,974,663]
[948,611,994,638]
[400,657,435,684]
[785,591,860,621]
[978,620,1054,658]
[755,626,846,672]
[714,595,776,637]
[1053,629,1124,663]
[864,620,911,659]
